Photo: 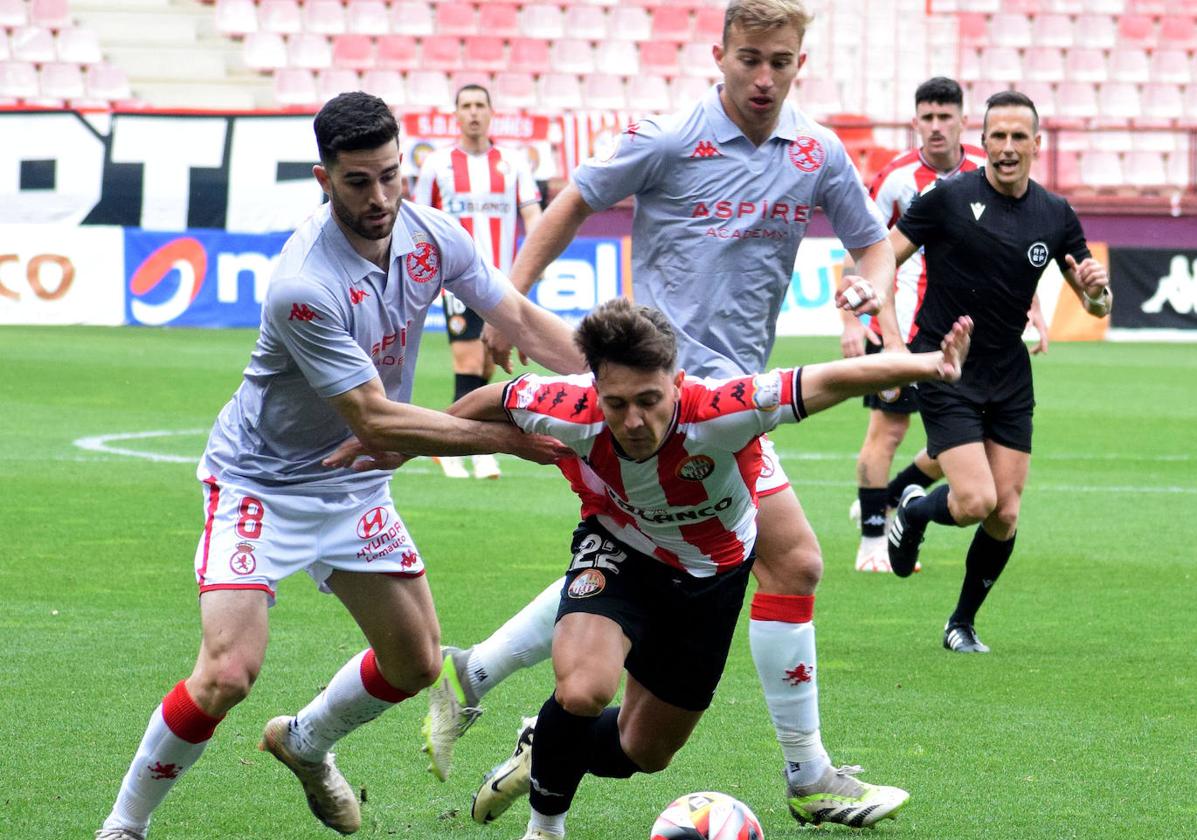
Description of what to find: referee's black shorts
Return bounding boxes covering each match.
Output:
[555,518,754,712]
[912,338,1035,458]
[862,339,920,414]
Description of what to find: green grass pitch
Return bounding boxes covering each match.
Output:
[1,325,1194,839]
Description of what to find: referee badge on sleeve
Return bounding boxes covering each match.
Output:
[1027,242,1049,268]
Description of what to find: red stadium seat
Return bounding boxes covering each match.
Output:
[607,7,652,41]
[405,69,450,108]
[0,0,27,28]
[988,14,1031,49]
[538,73,582,111]
[1023,49,1064,82]
[1116,14,1155,48]
[303,1,346,36]
[626,73,671,113]
[243,32,288,70]
[376,35,417,71]
[519,4,564,40]
[361,68,405,105]
[650,7,692,42]
[678,42,718,80]
[693,7,723,44]
[640,41,680,77]
[421,35,463,72]
[1032,14,1073,48]
[477,3,519,39]
[346,0,388,36]
[1098,82,1141,121]
[214,0,258,37]
[1158,16,1197,51]
[493,71,537,109]
[1149,50,1192,86]
[28,0,69,29]
[274,67,318,106]
[508,38,550,75]
[595,39,640,77]
[582,73,626,109]
[1066,48,1108,83]
[259,0,302,35]
[56,27,102,64]
[39,60,82,97]
[1074,14,1117,50]
[564,5,608,41]
[318,68,361,102]
[1108,48,1149,84]
[84,62,131,100]
[463,36,505,73]
[957,13,989,48]
[435,2,476,37]
[288,33,333,70]
[0,60,39,98]
[550,38,596,74]
[12,26,56,62]
[392,1,434,37]
[332,34,374,70]
[1050,150,1082,189]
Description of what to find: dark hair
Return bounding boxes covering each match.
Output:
[574,298,677,376]
[455,84,492,108]
[984,89,1039,134]
[915,76,963,108]
[313,92,399,167]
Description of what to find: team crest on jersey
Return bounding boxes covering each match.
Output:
[406,239,440,283]
[751,373,782,411]
[229,542,257,576]
[879,387,900,403]
[1027,241,1049,268]
[567,568,606,599]
[788,135,826,172]
[676,454,716,482]
[448,314,468,335]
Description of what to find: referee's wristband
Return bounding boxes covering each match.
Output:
[1083,286,1111,314]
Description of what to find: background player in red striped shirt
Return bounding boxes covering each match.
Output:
[414,85,543,480]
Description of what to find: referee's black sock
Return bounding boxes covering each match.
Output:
[529,694,597,816]
[454,373,489,402]
[858,487,889,537]
[906,484,956,528]
[887,462,938,509]
[949,527,1016,627]
[586,707,641,779]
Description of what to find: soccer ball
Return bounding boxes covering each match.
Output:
[650,791,764,840]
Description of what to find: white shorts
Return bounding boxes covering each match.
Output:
[193,475,425,604]
[756,436,792,497]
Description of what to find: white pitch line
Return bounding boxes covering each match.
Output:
[72,429,209,464]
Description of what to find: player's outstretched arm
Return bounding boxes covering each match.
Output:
[481,286,588,375]
[1063,253,1112,317]
[843,237,894,317]
[797,316,972,415]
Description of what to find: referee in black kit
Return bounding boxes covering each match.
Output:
[878,90,1112,653]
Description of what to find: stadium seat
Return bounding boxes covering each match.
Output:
[84,62,131,100]
[1066,48,1108,83]
[1165,150,1190,189]
[1128,0,1168,13]
[1074,14,1117,50]
[693,7,723,44]
[958,0,1001,11]
[1023,49,1064,83]
[28,0,69,29]
[1098,82,1141,121]
[508,38,550,75]
[405,69,450,108]
[0,60,38,98]
[988,14,1031,49]
[361,68,405,105]
[477,3,520,39]
[0,38,8,62]
[582,73,627,110]
[214,0,258,37]
[303,1,346,36]
[273,67,318,106]
[678,42,718,79]
[640,41,680,77]
[670,74,710,111]
[520,4,565,40]
[55,27,102,64]
[421,35,463,72]
[979,47,1021,83]
[244,32,288,70]
[1041,0,1084,12]
[1086,0,1126,11]
[376,35,417,71]
[287,33,333,70]
[435,3,476,37]
[650,7,692,42]
[331,34,374,70]
[463,36,505,73]
[1051,150,1082,188]
[1140,83,1184,123]
[1116,14,1155,48]
[449,70,490,94]
[957,13,989,48]
[595,39,640,77]
[563,6,608,41]
[11,26,56,63]
[317,67,360,102]
[39,60,82,97]
[538,73,582,112]
[607,6,652,41]
[1158,16,1197,51]
[966,79,1009,120]
[1001,0,1041,13]
[259,0,302,35]
[0,0,27,29]
[392,1,434,37]
[957,48,982,82]
[1079,150,1124,188]
[1107,48,1149,84]
[1123,150,1169,187]
[1148,50,1192,86]
[550,38,596,75]
[1054,81,1098,121]
[1032,14,1073,48]
[492,71,536,109]
[346,0,388,36]
[1018,80,1056,118]
[798,78,843,118]
[626,73,671,113]
[1054,127,1091,152]
[1094,129,1134,152]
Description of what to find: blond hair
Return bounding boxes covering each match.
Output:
[723,0,813,45]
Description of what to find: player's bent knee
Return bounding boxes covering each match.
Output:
[954,488,998,523]
[193,659,259,711]
[554,680,616,718]
[753,545,821,594]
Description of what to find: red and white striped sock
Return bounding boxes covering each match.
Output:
[102,680,223,834]
[290,649,411,761]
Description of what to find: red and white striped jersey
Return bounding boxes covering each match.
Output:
[503,368,808,578]
[869,144,986,342]
[413,143,541,274]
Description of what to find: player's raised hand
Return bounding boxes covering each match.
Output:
[937,316,973,382]
[1064,253,1109,296]
[481,323,515,373]
[835,276,880,316]
[839,316,879,358]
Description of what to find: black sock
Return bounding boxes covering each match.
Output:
[586,707,640,778]
[453,373,488,402]
[529,694,598,816]
[906,484,956,528]
[887,462,937,508]
[858,487,889,537]
[949,527,1016,627]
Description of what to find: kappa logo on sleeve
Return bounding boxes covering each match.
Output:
[288,303,322,321]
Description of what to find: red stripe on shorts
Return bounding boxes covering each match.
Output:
[198,477,220,585]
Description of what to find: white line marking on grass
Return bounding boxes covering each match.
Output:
[73,429,208,464]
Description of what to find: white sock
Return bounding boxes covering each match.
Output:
[749,604,831,783]
[467,578,561,700]
[103,683,219,833]
[291,649,409,761]
[528,806,567,837]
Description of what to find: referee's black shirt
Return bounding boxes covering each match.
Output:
[896,167,1090,354]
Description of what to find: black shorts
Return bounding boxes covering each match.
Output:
[861,338,919,414]
[443,291,484,342]
[555,519,754,712]
[911,338,1034,458]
